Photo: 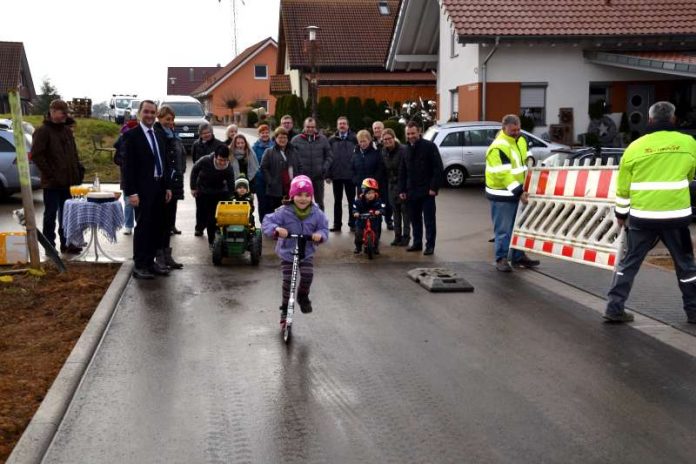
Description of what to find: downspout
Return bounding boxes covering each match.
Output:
[481,36,500,121]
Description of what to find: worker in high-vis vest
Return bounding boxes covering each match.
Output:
[606,101,696,324]
[485,114,540,272]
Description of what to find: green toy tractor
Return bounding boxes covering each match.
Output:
[212,201,262,266]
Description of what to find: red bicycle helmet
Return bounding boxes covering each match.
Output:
[361,177,379,192]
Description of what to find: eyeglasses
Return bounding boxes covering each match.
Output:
[382,136,394,141]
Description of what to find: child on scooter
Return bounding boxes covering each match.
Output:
[353,177,386,254]
[261,175,329,326]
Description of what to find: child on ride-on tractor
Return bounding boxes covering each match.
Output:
[232,176,255,226]
[261,175,329,326]
[353,178,386,255]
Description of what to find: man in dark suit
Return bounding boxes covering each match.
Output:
[123,100,172,279]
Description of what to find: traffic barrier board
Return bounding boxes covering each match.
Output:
[511,159,622,270]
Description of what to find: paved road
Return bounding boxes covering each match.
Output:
[5,128,696,462]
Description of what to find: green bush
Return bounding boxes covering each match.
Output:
[363,98,379,122]
[317,96,334,129]
[246,110,258,128]
[346,97,363,130]
[334,97,347,121]
[383,119,405,143]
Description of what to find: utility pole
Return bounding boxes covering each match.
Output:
[8,90,41,269]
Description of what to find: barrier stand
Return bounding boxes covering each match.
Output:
[510,158,623,271]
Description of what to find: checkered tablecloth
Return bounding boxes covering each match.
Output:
[63,199,124,246]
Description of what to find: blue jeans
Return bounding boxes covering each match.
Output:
[124,198,135,228]
[490,200,523,262]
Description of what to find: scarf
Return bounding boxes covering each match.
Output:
[293,204,312,220]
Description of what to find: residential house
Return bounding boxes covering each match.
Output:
[387,0,696,143]
[272,0,436,110]
[167,67,220,96]
[193,38,278,124]
[0,41,36,114]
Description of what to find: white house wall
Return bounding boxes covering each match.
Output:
[438,10,478,122]
[481,44,678,139]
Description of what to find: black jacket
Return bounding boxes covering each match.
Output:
[328,131,358,181]
[191,136,225,163]
[399,137,443,199]
[383,143,406,186]
[290,133,333,179]
[261,145,299,197]
[351,144,385,188]
[122,125,171,198]
[190,154,235,196]
[32,119,81,188]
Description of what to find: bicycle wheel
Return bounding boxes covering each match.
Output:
[365,234,375,260]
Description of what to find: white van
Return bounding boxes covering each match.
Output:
[108,94,138,124]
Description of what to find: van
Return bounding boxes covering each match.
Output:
[157,95,210,152]
[108,94,138,124]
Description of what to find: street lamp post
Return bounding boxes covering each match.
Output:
[305,25,320,121]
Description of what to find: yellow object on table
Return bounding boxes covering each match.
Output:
[216,201,251,226]
[70,185,91,197]
[0,232,28,264]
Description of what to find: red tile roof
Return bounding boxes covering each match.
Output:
[0,42,24,93]
[442,0,696,38]
[270,74,292,95]
[193,38,277,96]
[167,67,220,95]
[280,0,400,69]
[311,71,436,83]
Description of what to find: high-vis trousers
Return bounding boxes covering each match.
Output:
[606,225,696,321]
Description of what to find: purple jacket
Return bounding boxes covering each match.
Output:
[262,204,329,262]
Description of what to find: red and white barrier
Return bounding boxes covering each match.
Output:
[511,160,622,270]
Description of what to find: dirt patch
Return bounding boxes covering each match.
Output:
[0,262,119,463]
[646,255,675,271]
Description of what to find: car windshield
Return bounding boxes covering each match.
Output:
[129,100,140,109]
[166,102,204,117]
[423,127,438,141]
[115,99,132,108]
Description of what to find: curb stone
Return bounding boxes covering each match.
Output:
[7,261,134,464]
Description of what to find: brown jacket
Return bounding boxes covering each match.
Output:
[32,119,81,188]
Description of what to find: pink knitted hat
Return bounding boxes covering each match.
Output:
[289,175,314,199]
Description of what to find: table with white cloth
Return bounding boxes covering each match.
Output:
[62,199,124,262]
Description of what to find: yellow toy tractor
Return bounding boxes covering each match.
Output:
[212,201,262,266]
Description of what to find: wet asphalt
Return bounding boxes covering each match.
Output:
[3,128,696,463]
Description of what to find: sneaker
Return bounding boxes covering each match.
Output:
[603,312,635,323]
[298,295,313,314]
[513,254,540,268]
[496,258,513,272]
[123,227,133,235]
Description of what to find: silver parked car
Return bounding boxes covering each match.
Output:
[0,129,41,198]
[423,121,569,188]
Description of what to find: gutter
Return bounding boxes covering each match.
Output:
[481,36,500,121]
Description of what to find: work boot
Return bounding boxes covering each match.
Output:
[603,312,635,323]
[496,258,513,272]
[164,247,183,269]
[390,235,402,246]
[298,294,313,313]
[513,253,540,268]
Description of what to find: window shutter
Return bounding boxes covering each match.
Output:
[521,87,545,107]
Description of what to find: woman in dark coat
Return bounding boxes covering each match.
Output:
[261,127,299,211]
[351,129,385,191]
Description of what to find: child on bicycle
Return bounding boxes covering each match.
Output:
[261,175,329,326]
[231,176,255,226]
[353,178,386,255]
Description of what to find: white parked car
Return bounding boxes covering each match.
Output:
[423,121,569,188]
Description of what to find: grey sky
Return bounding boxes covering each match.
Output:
[0,0,280,104]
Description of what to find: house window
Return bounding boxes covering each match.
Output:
[254,65,268,79]
[589,83,610,114]
[450,31,458,58]
[255,100,269,111]
[378,1,389,15]
[450,89,459,121]
[520,84,547,126]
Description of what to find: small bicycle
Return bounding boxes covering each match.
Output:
[358,212,379,259]
[282,234,313,343]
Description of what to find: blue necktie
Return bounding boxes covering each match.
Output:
[148,129,163,177]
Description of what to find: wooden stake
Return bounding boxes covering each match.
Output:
[8,90,41,269]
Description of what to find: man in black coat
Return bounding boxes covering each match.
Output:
[123,100,172,279]
[399,121,443,255]
[327,116,358,232]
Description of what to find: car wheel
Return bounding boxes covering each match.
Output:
[444,165,467,188]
